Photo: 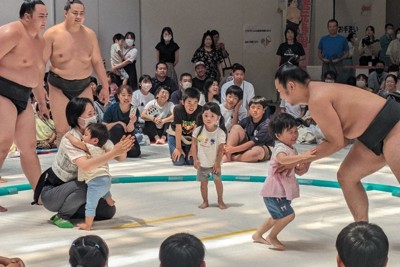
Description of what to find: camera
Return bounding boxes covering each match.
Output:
[362,36,377,46]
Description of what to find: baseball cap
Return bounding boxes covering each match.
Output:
[194,61,205,68]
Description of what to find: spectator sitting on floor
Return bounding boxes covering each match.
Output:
[141,86,174,144]
[223,96,274,163]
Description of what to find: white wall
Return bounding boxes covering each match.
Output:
[0,0,388,101]
[140,0,282,100]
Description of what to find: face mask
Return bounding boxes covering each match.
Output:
[397,34,400,40]
[182,81,192,90]
[324,79,334,83]
[387,29,394,35]
[125,39,134,46]
[376,68,384,74]
[164,35,172,42]
[354,37,358,42]
[356,80,366,88]
[78,115,97,129]
[141,83,152,91]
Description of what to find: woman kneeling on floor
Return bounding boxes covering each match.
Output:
[33,97,133,228]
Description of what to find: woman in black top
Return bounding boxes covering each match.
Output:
[156,27,180,85]
[276,27,305,68]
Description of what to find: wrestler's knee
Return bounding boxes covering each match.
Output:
[0,136,14,156]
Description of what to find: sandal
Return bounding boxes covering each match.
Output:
[50,214,74,228]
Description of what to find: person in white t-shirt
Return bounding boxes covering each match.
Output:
[141,86,174,144]
[219,85,246,132]
[220,63,255,117]
[191,102,227,209]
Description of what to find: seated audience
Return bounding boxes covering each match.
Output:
[378,74,398,98]
[199,78,220,106]
[141,86,174,144]
[171,73,193,105]
[368,60,388,93]
[336,221,388,267]
[219,85,246,132]
[221,63,255,117]
[93,85,110,123]
[192,61,208,92]
[167,88,202,166]
[103,85,141,158]
[151,62,178,95]
[223,96,274,163]
[323,70,337,83]
[159,233,205,267]
[355,74,373,92]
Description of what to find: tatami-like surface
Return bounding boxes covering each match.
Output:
[1,144,399,267]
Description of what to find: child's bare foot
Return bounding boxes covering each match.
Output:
[0,205,8,212]
[77,222,92,231]
[218,201,228,209]
[252,233,271,245]
[106,197,115,207]
[198,202,209,209]
[266,236,286,250]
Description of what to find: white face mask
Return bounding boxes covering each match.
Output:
[125,39,134,46]
[387,29,394,35]
[164,35,172,42]
[141,83,152,91]
[182,81,192,90]
[356,80,366,88]
[78,115,97,129]
[397,34,400,40]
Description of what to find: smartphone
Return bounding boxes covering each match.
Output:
[129,106,137,117]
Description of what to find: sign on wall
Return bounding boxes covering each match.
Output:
[243,24,273,52]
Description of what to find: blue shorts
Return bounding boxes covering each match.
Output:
[263,197,294,220]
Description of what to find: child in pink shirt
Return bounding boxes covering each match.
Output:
[252,113,316,250]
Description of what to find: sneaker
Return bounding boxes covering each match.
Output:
[50,214,74,228]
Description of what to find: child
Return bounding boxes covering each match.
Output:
[252,113,316,250]
[110,33,129,85]
[167,87,202,166]
[219,85,246,132]
[223,96,274,163]
[65,123,115,230]
[141,86,174,144]
[132,74,155,131]
[69,235,109,267]
[191,102,227,209]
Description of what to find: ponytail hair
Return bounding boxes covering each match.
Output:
[69,235,109,267]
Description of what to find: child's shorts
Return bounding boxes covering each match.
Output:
[263,197,294,220]
[197,167,221,182]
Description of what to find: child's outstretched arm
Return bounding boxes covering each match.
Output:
[276,147,317,166]
[65,132,89,153]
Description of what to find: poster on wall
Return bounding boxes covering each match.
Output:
[285,0,313,66]
[243,24,273,52]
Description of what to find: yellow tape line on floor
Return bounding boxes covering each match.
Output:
[112,213,195,229]
[201,228,257,241]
